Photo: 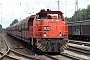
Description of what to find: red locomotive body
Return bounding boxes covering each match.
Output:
[6,9,68,52]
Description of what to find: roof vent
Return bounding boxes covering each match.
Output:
[47,9,49,11]
[41,9,45,12]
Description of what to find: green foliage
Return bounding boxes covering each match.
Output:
[0,24,2,33]
[0,24,2,28]
[67,5,90,22]
[10,19,18,26]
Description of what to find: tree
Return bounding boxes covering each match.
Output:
[67,4,90,22]
[0,24,2,33]
[86,5,90,20]
[10,19,18,26]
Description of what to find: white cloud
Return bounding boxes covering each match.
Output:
[0,0,89,28]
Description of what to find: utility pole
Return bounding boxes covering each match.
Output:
[0,3,2,24]
[75,0,78,12]
[20,1,21,20]
[58,0,60,10]
[75,0,78,21]
[65,1,67,20]
[1,8,2,23]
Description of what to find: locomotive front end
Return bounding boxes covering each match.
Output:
[34,9,68,52]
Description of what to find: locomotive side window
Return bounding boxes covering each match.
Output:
[36,14,47,19]
[59,14,64,21]
[36,15,40,19]
[47,14,58,19]
[59,14,63,19]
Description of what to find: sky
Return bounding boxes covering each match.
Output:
[0,0,90,28]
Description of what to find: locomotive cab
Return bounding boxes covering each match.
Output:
[36,10,64,21]
[30,9,68,52]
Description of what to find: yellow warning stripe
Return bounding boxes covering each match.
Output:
[60,45,65,50]
[62,45,67,49]
[37,43,46,51]
[39,44,44,49]
[65,44,68,48]
[37,44,41,48]
[37,43,39,46]
[41,46,46,51]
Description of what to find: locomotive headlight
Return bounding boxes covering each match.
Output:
[59,32,62,37]
[44,32,46,37]
[44,26,50,30]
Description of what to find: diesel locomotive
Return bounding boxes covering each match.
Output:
[6,9,68,52]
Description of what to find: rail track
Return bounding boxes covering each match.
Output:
[0,34,41,60]
[7,35,60,60]
[0,34,85,60]
[9,35,84,60]
[59,53,82,60]
[68,46,90,56]
[0,34,70,60]
[69,40,90,46]
[68,40,90,59]
[68,43,90,58]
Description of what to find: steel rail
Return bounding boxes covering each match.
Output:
[68,46,90,55]
[0,35,39,60]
